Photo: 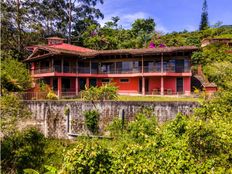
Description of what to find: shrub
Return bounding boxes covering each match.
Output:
[46,91,58,100]
[0,93,31,136]
[82,83,118,101]
[107,117,125,137]
[84,110,100,134]
[127,107,158,143]
[62,141,112,173]
[1,128,46,174]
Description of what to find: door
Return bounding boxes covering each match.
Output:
[139,78,149,94]
[79,78,86,91]
[139,78,142,93]
[145,79,149,93]
[176,77,183,93]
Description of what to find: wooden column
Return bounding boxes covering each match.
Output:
[161,53,164,73]
[142,77,145,95]
[141,55,144,73]
[161,76,164,95]
[114,62,117,74]
[89,60,92,74]
[50,78,53,91]
[161,53,164,95]
[38,61,41,73]
[75,77,79,95]
[31,62,35,75]
[51,57,54,72]
[86,78,90,89]
[58,77,62,98]
[61,57,64,73]
[76,59,78,73]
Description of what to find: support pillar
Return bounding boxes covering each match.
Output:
[31,62,35,75]
[161,76,164,95]
[161,53,164,73]
[89,60,92,74]
[58,77,62,98]
[75,77,79,95]
[50,78,53,91]
[51,58,54,72]
[86,78,90,89]
[142,77,145,95]
[61,58,64,73]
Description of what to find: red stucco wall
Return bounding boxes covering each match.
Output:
[184,77,191,94]
[113,77,139,93]
[149,77,161,91]
[96,77,139,93]
[164,77,176,93]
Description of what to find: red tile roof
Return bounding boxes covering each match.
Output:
[48,43,95,53]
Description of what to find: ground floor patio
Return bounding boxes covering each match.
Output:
[35,76,191,98]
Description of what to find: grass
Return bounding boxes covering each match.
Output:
[58,95,201,102]
[117,95,201,102]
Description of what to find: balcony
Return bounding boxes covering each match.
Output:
[33,64,191,75]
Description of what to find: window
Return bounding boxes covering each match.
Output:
[120,79,129,83]
[102,78,110,83]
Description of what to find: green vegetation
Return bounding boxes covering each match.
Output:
[1,90,231,173]
[1,53,32,93]
[84,110,100,134]
[82,83,118,101]
[199,0,209,30]
[0,94,31,136]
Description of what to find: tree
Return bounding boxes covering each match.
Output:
[199,0,209,30]
[65,0,104,43]
[0,52,32,93]
[131,18,156,47]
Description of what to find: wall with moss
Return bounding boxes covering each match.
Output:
[24,101,199,139]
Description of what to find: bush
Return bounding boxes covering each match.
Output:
[46,91,58,100]
[82,83,118,101]
[84,110,100,134]
[107,117,125,137]
[0,93,31,136]
[1,128,46,174]
[62,141,112,173]
[127,108,158,143]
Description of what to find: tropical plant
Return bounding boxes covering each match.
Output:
[84,110,100,134]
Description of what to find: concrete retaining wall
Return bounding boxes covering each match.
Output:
[23,101,199,139]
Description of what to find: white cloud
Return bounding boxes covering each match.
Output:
[98,11,170,34]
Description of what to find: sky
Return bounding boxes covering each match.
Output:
[97,0,232,33]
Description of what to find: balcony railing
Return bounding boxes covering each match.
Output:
[34,65,191,74]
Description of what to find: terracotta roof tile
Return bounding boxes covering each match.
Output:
[48,43,95,53]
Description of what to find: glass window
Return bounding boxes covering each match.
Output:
[102,78,110,83]
[120,79,129,83]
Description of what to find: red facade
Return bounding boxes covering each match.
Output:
[25,37,198,98]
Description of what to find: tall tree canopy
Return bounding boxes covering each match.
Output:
[0,0,104,58]
[199,0,209,30]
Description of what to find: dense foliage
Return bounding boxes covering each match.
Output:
[3,90,231,173]
[82,83,118,101]
[84,110,100,134]
[1,53,32,92]
[0,94,31,136]
[1,128,46,174]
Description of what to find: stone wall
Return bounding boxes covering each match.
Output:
[23,101,199,139]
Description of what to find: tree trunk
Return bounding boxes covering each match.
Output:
[16,0,22,53]
[68,0,72,44]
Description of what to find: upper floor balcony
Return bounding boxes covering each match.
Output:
[31,58,191,77]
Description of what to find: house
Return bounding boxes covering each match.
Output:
[24,37,198,98]
[201,38,232,47]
